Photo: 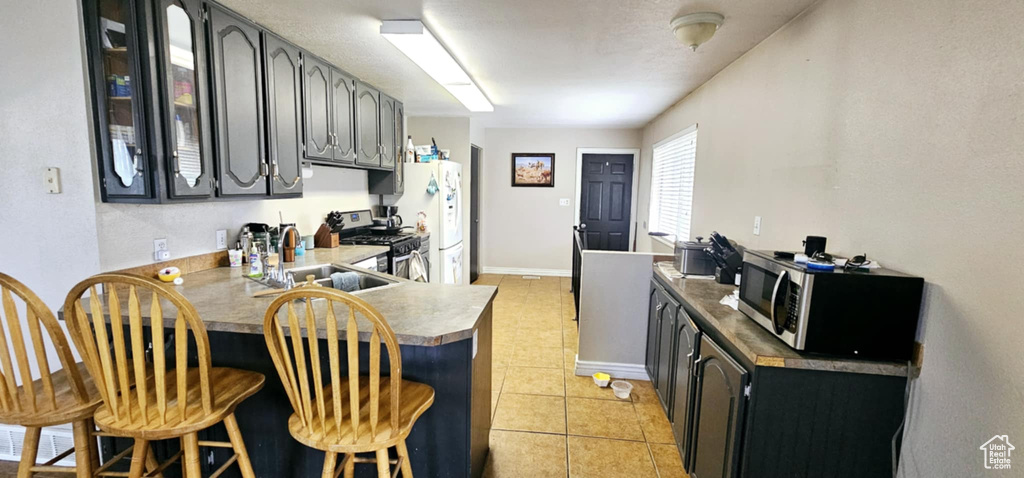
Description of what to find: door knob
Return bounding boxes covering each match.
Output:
[579,223,587,230]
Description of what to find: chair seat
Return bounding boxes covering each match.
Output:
[94,367,264,440]
[288,377,434,453]
[0,362,101,428]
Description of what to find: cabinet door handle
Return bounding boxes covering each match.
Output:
[171,150,180,174]
[132,151,142,174]
[692,355,702,377]
[655,303,663,312]
[272,161,279,178]
[259,161,269,177]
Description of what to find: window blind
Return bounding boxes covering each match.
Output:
[648,126,697,242]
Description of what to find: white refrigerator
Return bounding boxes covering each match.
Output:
[395,161,464,284]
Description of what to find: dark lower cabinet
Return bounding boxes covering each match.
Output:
[671,309,701,472]
[647,274,911,478]
[207,4,267,197]
[690,335,748,478]
[263,33,303,197]
[355,81,381,167]
[655,291,679,415]
[645,284,662,382]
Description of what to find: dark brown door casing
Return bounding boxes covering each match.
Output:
[578,153,634,250]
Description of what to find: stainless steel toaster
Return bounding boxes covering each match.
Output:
[673,236,716,276]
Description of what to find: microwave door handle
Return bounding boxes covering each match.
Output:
[769,270,789,335]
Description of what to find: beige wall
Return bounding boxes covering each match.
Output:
[406,116,472,283]
[481,128,642,273]
[95,167,374,270]
[0,1,102,311]
[635,0,1024,475]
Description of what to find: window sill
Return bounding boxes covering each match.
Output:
[651,235,676,250]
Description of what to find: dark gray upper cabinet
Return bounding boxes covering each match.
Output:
[207,4,267,197]
[330,68,357,164]
[671,309,702,473]
[263,33,303,197]
[690,335,748,478]
[380,93,396,168]
[302,55,333,161]
[395,101,405,191]
[83,0,152,201]
[355,81,381,167]
[160,0,215,198]
[656,290,680,414]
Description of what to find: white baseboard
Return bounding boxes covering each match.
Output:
[481,266,571,277]
[573,359,651,381]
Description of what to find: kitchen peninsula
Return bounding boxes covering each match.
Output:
[75,245,496,477]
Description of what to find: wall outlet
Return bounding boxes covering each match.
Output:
[559,198,570,206]
[753,216,762,236]
[45,167,62,194]
[153,238,169,262]
[216,230,227,249]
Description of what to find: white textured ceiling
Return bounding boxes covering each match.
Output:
[217,0,816,128]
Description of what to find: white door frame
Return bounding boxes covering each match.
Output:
[574,148,642,251]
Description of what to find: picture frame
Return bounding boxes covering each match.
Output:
[511,153,555,187]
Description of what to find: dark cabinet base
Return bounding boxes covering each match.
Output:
[100,316,491,478]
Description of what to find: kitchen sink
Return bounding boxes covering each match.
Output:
[250,263,397,294]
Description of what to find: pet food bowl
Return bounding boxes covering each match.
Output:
[611,380,633,400]
[592,372,611,387]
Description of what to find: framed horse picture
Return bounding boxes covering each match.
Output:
[511,153,555,187]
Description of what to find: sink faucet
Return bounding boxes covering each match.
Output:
[278,225,299,289]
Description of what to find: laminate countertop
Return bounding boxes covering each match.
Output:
[654,262,909,377]
[68,246,497,347]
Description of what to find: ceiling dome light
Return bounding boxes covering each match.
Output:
[670,12,724,51]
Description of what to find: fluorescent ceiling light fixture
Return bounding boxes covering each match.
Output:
[381,20,493,112]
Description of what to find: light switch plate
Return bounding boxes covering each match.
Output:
[753,216,762,236]
[45,167,61,194]
[559,198,570,206]
[216,230,227,249]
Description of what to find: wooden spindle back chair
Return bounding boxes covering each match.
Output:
[0,272,101,477]
[64,273,264,478]
[263,286,434,478]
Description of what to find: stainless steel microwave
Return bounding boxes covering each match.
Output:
[738,250,924,361]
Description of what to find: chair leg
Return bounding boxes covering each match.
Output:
[375,449,390,478]
[181,433,201,478]
[397,440,414,478]
[223,413,255,478]
[17,427,40,478]
[145,446,164,478]
[321,452,338,478]
[85,419,101,472]
[343,453,355,478]
[128,439,149,478]
[72,420,96,478]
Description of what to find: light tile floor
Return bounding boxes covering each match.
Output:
[474,274,685,478]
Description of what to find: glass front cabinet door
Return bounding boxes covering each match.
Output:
[84,0,214,202]
[84,0,151,200]
[159,0,214,198]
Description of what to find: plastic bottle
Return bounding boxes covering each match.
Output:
[405,136,415,163]
[248,244,263,278]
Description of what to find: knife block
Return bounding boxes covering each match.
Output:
[314,224,339,248]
